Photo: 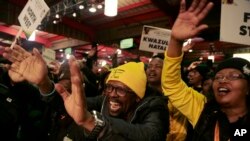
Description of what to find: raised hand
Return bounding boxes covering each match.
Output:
[55,56,92,127]
[171,0,214,42]
[2,45,48,85]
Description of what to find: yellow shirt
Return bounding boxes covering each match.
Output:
[161,51,207,127]
[166,102,189,141]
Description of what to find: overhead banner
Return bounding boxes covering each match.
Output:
[18,0,49,38]
[220,0,250,45]
[139,25,171,53]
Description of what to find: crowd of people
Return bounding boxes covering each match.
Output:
[0,0,250,140]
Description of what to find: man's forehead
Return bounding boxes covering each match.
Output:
[107,80,131,90]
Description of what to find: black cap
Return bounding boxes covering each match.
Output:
[215,57,250,80]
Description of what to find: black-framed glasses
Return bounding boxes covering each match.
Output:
[104,84,134,97]
[214,73,246,82]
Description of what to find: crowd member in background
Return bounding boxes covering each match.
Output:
[80,47,100,97]
[187,61,210,92]
[0,46,54,141]
[49,60,72,92]
[2,45,169,141]
[146,54,192,141]
[162,0,250,140]
[146,54,165,93]
[97,70,111,95]
[201,71,214,100]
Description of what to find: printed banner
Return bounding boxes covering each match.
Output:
[18,0,49,38]
[220,0,250,45]
[139,25,171,53]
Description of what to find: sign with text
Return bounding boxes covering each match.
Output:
[18,0,49,38]
[139,25,171,53]
[42,48,55,65]
[220,0,250,45]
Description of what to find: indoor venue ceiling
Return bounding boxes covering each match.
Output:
[0,0,250,65]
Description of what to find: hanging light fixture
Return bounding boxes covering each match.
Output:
[104,0,118,17]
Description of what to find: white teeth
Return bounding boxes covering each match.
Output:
[149,74,155,77]
[110,101,121,111]
[110,101,119,106]
[218,88,229,92]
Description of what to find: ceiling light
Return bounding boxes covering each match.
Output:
[104,0,118,17]
[89,5,97,13]
[72,12,77,17]
[97,4,103,9]
[53,20,57,24]
[79,5,84,10]
[55,14,60,19]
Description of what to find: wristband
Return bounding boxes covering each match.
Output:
[39,81,56,96]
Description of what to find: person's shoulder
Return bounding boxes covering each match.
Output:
[144,86,162,96]
[142,87,167,106]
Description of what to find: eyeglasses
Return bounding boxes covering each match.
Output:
[104,84,133,97]
[214,73,246,82]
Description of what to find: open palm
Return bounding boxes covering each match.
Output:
[11,49,48,84]
[171,0,213,41]
[55,56,91,125]
[3,45,48,84]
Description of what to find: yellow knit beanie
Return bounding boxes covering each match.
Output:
[106,62,146,99]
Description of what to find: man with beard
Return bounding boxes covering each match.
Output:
[1,45,169,141]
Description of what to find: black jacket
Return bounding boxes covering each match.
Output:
[87,87,169,141]
[41,91,85,141]
[193,100,250,141]
[0,71,47,141]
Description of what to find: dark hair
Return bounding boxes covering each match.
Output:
[151,53,165,60]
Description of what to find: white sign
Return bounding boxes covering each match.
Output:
[139,25,171,53]
[42,48,56,65]
[18,0,49,38]
[220,0,250,45]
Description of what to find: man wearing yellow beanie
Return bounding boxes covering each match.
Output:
[107,62,146,99]
[55,60,169,141]
[49,59,170,140]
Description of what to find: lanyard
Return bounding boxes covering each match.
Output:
[214,121,230,141]
[214,121,220,141]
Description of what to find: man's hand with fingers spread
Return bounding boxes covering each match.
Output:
[1,45,54,94]
[55,56,95,132]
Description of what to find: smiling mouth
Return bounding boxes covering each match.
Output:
[148,74,156,77]
[217,87,230,96]
[109,101,121,112]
